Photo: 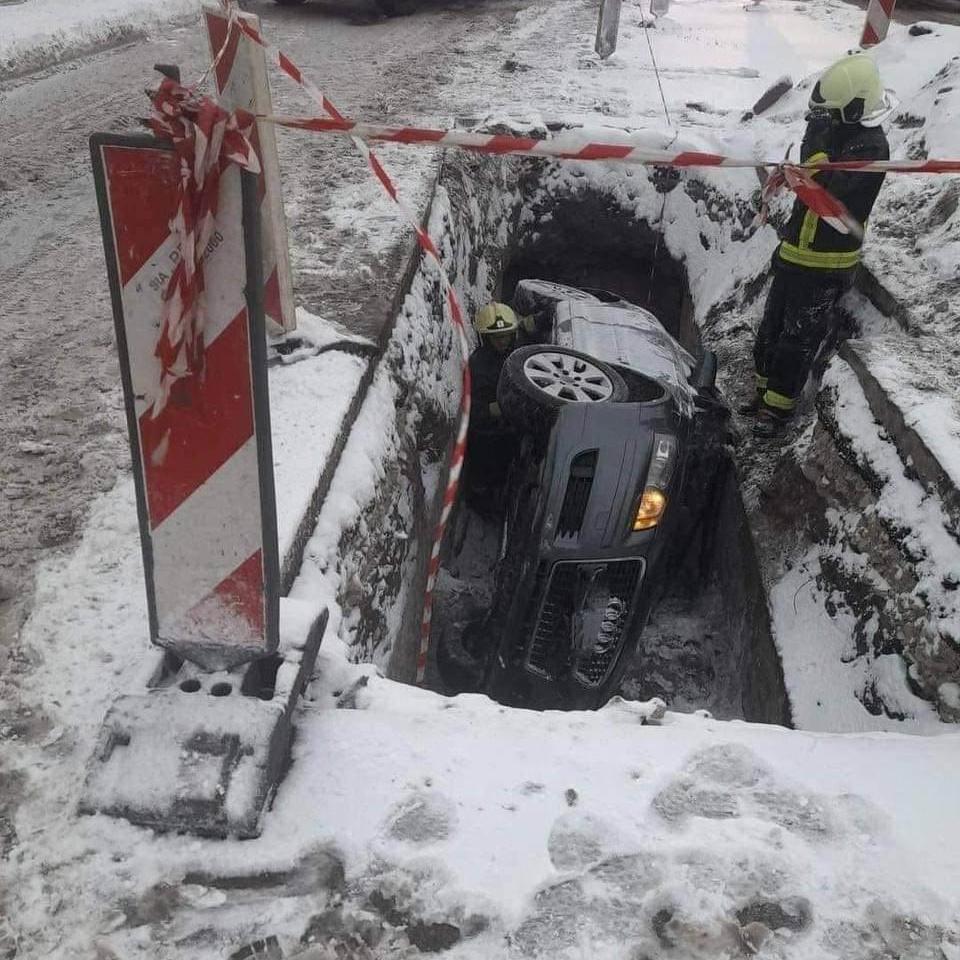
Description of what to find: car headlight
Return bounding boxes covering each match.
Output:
[632,434,677,532]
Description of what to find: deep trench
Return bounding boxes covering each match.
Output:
[421,162,791,726]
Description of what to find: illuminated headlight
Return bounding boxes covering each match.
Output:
[633,488,667,531]
[632,434,677,532]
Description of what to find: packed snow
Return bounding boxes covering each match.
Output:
[0,0,204,78]
[3,0,960,956]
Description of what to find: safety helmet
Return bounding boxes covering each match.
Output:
[475,303,519,337]
[809,53,884,124]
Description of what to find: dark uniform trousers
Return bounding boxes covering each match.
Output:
[754,266,852,408]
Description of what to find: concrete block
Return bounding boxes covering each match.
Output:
[78,598,327,838]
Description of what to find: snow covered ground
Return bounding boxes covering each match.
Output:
[0,0,204,78]
[4,0,960,955]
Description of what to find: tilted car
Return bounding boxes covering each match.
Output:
[437,280,731,709]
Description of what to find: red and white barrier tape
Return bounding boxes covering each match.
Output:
[147,79,261,414]
[260,113,960,176]
[861,0,897,47]
[260,113,960,238]
[212,0,471,683]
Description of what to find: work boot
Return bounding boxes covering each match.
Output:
[737,391,764,416]
[752,406,791,438]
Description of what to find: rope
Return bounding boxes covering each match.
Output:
[643,0,672,129]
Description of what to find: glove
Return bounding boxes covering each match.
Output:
[800,113,836,163]
[489,401,502,419]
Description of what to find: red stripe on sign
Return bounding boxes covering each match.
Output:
[206,11,240,94]
[671,152,725,167]
[861,24,879,44]
[181,549,265,642]
[263,268,282,325]
[574,143,634,161]
[139,308,255,527]
[248,121,268,204]
[103,145,181,288]
[880,0,895,13]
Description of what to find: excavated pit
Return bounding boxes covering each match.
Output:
[420,154,790,725]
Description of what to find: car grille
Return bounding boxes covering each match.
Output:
[526,564,579,677]
[556,451,597,539]
[524,559,644,686]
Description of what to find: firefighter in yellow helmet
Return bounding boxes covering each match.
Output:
[471,302,521,423]
[744,53,892,437]
[463,303,527,512]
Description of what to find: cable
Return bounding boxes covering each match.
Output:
[641,0,673,305]
[642,0,672,130]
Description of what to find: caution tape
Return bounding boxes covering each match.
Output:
[263,113,960,176]
[147,78,261,414]
[213,0,470,683]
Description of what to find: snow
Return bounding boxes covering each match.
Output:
[0,0,203,78]
[270,343,370,564]
[5,0,960,954]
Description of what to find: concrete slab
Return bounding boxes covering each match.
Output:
[840,337,960,537]
[78,598,327,838]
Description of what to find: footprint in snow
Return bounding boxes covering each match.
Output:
[384,790,457,846]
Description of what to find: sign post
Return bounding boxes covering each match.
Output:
[90,133,280,672]
[595,0,623,60]
[204,6,297,335]
[860,0,896,47]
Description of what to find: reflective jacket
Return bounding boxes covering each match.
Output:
[777,120,889,275]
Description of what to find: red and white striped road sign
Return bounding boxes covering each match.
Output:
[205,6,296,335]
[861,0,896,47]
[91,133,279,671]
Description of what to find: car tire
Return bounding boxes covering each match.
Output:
[497,345,629,436]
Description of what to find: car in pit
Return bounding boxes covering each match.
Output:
[436,279,731,710]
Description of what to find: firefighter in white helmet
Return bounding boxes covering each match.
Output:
[744,53,892,437]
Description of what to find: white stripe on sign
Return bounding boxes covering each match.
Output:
[152,434,261,636]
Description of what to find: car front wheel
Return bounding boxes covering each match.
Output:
[497,344,628,436]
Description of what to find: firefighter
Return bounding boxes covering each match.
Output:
[463,303,525,512]
[743,53,891,438]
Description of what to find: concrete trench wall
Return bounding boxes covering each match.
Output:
[326,152,790,723]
